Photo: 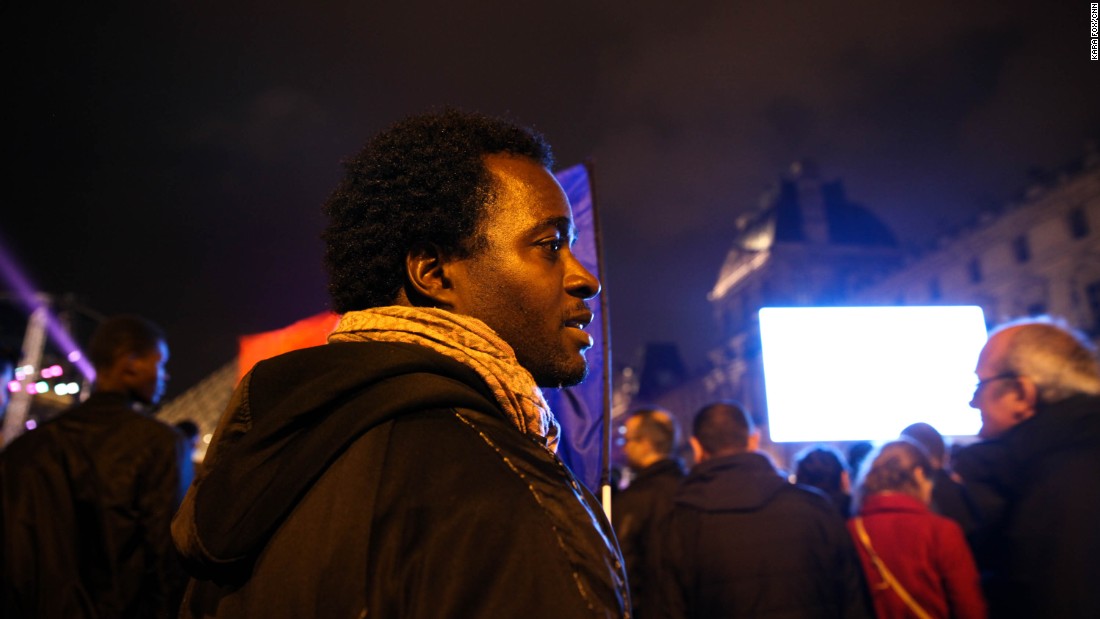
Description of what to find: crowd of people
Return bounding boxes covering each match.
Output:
[614,317,1100,619]
[1,108,1098,618]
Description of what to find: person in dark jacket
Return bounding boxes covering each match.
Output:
[172,109,629,617]
[658,401,873,619]
[613,407,685,618]
[899,421,979,536]
[1,314,190,619]
[958,316,1100,618]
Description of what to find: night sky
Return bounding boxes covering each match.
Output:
[5,1,1100,397]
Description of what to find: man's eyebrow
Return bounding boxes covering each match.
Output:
[532,215,576,241]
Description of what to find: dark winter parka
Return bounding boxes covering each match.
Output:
[172,341,629,618]
[658,452,873,619]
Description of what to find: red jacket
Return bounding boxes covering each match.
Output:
[848,494,986,619]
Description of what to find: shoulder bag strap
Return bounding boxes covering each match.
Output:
[853,517,935,619]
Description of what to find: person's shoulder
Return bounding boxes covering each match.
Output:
[632,460,685,486]
[0,423,56,462]
[781,482,845,519]
[379,409,585,527]
[385,406,537,476]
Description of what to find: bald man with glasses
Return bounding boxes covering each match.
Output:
[955,316,1100,619]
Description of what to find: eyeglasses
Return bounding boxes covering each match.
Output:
[973,373,1018,397]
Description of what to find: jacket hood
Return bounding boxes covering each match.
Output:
[675,452,789,512]
[174,341,501,582]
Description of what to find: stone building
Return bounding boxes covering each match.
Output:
[615,150,1100,467]
[618,161,903,440]
[852,155,1100,331]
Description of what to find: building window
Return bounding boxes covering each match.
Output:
[1069,207,1090,239]
[1013,235,1030,263]
[1087,281,1100,334]
[929,278,941,301]
[968,258,983,284]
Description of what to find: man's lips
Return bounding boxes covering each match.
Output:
[564,310,595,348]
[563,310,594,330]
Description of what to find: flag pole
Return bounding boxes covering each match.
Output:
[583,158,614,521]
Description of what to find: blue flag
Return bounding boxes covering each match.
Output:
[546,163,610,495]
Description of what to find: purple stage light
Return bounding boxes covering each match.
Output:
[0,237,96,382]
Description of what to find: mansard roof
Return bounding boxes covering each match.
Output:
[710,162,900,300]
[736,163,897,250]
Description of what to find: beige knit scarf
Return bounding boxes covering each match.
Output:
[328,306,559,452]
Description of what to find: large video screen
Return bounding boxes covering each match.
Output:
[758,306,987,443]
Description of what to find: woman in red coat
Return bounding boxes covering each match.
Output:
[848,439,986,619]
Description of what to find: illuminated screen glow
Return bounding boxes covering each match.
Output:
[759,306,987,442]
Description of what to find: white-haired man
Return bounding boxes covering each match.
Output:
[958,316,1100,618]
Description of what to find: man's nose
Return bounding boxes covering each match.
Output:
[565,256,601,299]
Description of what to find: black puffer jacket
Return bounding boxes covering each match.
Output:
[173,341,629,618]
[658,452,872,619]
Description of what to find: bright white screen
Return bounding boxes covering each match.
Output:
[758,306,987,442]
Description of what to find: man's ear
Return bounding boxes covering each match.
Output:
[119,354,140,378]
[1012,375,1039,424]
[404,245,458,307]
[689,436,705,465]
[747,430,761,452]
[116,354,144,390]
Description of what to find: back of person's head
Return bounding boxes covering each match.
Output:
[795,445,848,493]
[900,422,946,469]
[323,108,554,312]
[87,315,166,372]
[847,440,873,475]
[990,316,1100,404]
[175,419,200,441]
[692,401,754,458]
[853,439,933,511]
[627,407,680,458]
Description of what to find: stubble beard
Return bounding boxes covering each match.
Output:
[517,344,589,389]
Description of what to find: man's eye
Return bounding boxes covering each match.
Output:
[544,239,564,251]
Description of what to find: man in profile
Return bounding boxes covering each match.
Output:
[613,407,684,618]
[1,315,188,618]
[172,110,628,617]
[659,401,871,619]
[958,317,1100,618]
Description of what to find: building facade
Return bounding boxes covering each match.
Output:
[852,157,1100,332]
[616,151,1100,468]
